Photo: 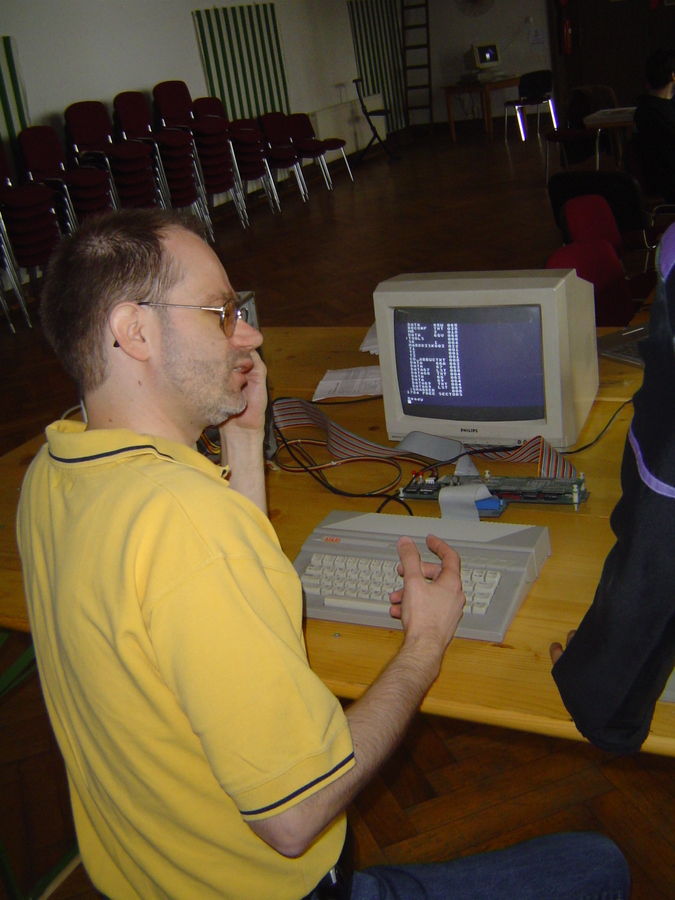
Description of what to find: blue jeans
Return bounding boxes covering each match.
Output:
[350,832,630,900]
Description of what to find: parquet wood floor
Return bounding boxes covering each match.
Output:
[1,127,673,899]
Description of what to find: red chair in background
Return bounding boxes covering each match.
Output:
[18,125,115,230]
[287,112,353,187]
[192,96,228,120]
[546,239,635,327]
[259,112,308,201]
[561,194,657,299]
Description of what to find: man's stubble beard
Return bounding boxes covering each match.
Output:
[160,323,248,427]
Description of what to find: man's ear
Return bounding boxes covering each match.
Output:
[109,303,153,362]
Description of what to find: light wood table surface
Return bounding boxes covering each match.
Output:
[3,326,675,755]
[443,76,520,142]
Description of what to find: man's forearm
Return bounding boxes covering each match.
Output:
[220,426,267,514]
[249,633,443,857]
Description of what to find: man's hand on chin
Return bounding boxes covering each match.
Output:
[221,350,267,436]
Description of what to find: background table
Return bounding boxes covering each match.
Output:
[443,76,519,142]
[583,107,636,169]
[3,326,675,755]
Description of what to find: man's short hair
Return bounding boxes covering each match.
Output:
[645,49,675,90]
[40,209,206,394]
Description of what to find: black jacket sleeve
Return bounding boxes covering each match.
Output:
[552,266,675,754]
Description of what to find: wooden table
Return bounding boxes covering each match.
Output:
[443,76,520,142]
[3,327,675,755]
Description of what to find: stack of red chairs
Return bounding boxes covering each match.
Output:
[114,90,200,214]
[18,125,115,230]
[0,141,61,328]
[224,117,280,214]
[190,97,249,227]
[258,112,308,201]
[154,82,248,227]
[64,101,160,210]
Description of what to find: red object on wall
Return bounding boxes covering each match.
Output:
[561,15,572,55]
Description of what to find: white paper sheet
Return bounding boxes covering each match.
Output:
[312,366,382,400]
[359,322,379,354]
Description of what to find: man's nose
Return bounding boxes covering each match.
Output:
[230,317,263,349]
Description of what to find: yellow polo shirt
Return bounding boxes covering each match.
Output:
[17,421,354,900]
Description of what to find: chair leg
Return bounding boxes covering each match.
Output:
[515,105,527,141]
[548,98,558,131]
[263,161,281,212]
[340,148,354,182]
[504,107,509,142]
[319,156,334,191]
[358,114,395,163]
[291,163,309,202]
[296,164,309,199]
[0,275,16,334]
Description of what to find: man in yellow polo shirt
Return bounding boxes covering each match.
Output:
[17,210,629,900]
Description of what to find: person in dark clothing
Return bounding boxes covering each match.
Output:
[550,221,675,754]
[633,48,675,200]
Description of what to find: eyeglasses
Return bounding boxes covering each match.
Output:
[138,293,249,337]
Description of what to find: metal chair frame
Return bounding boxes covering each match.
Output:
[353,79,395,162]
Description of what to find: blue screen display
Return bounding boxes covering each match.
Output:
[394,305,545,422]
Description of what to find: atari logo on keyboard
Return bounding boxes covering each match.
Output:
[294,511,551,643]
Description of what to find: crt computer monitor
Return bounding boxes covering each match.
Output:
[373,270,599,451]
[473,42,500,69]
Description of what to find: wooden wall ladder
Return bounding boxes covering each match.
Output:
[401,0,433,132]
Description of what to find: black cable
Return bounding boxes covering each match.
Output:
[312,395,383,406]
[273,424,404,499]
[376,495,414,515]
[565,398,634,455]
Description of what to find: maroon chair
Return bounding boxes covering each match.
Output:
[546,240,635,327]
[287,113,353,187]
[153,80,194,129]
[18,125,114,230]
[561,194,657,299]
[64,101,159,209]
[192,96,228,120]
[228,119,280,213]
[259,113,308,201]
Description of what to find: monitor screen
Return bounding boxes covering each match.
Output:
[473,42,500,69]
[394,305,545,422]
[373,271,599,450]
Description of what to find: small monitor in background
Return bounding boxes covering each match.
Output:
[238,290,258,331]
[373,270,599,451]
[473,42,501,69]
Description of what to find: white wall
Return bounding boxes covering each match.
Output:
[0,0,206,129]
[430,0,551,122]
[275,0,358,113]
[0,0,358,130]
[0,0,552,136]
